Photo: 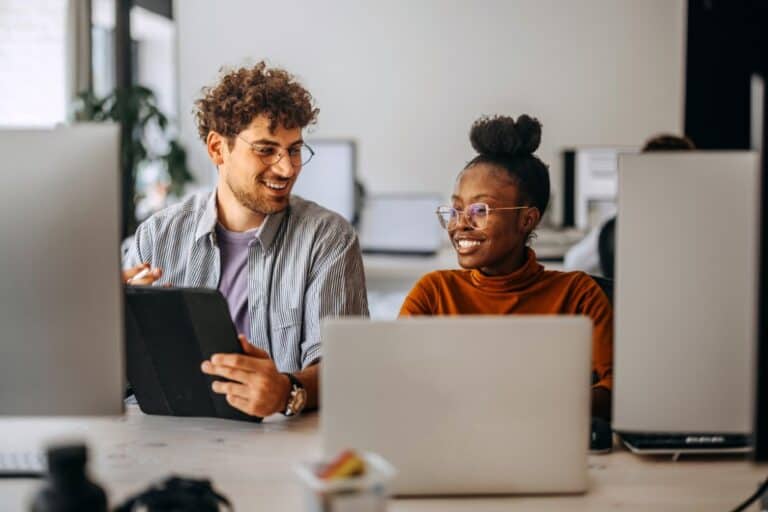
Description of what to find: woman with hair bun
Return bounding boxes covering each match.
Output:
[399,114,613,420]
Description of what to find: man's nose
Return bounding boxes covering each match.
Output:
[270,153,296,178]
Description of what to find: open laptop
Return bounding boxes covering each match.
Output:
[613,152,759,455]
[321,316,592,495]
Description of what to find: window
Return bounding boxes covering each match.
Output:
[0,0,67,126]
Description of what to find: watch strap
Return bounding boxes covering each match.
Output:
[282,373,305,416]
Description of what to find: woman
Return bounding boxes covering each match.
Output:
[400,115,612,419]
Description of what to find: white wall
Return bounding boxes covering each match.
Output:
[176,0,685,222]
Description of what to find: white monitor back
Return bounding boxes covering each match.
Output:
[575,147,638,229]
[292,139,356,222]
[613,152,759,434]
[0,124,124,415]
[321,316,592,495]
[358,194,443,255]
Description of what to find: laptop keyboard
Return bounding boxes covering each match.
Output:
[619,432,750,451]
[0,451,45,478]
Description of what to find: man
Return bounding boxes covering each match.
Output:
[123,62,368,418]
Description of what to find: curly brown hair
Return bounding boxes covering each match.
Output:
[194,61,319,145]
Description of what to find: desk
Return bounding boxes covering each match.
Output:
[1,406,764,511]
[363,248,457,319]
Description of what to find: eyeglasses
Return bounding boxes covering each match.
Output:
[435,203,531,230]
[238,135,315,167]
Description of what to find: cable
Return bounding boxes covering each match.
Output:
[730,475,768,512]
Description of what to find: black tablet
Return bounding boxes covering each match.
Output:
[124,287,260,422]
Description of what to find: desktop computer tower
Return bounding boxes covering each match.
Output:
[613,152,759,453]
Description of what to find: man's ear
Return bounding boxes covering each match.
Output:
[206,131,227,166]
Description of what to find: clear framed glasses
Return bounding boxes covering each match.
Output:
[238,135,315,167]
[435,202,530,230]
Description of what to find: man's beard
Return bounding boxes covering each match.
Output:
[227,175,288,215]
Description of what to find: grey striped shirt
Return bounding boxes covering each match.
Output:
[124,190,369,372]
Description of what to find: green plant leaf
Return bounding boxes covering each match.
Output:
[70,84,196,236]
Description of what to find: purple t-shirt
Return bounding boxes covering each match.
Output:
[215,222,263,340]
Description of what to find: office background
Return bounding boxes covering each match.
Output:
[2,1,768,509]
[2,0,754,319]
[176,0,684,223]
[0,0,685,226]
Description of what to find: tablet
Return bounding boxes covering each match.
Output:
[124,287,260,422]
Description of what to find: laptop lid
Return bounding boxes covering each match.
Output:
[321,316,592,495]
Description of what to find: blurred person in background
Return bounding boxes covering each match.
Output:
[563,134,696,278]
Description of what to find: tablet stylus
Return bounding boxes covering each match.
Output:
[128,267,151,284]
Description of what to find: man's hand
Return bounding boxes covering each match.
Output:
[201,334,291,417]
[123,263,162,285]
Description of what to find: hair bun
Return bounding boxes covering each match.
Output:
[469,114,542,158]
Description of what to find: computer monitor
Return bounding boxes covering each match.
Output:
[561,147,638,229]
[291,139,358,223]
[358,194,443,256]
[613,152,759,452]
[0,124,124,415]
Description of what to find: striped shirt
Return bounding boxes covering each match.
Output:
[124,190,369,372]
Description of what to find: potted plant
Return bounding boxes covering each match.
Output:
[74,85,194,237]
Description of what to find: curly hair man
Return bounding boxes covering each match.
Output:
[123,62,368,419]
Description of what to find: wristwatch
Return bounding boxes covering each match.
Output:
[282,373,307,417]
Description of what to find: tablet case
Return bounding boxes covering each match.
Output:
[124,287,261,422]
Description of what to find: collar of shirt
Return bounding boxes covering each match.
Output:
[194,189,287,250]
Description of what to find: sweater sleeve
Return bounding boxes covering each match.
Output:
[575,275,614,390]
[399,274,437,316]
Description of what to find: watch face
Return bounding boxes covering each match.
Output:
[290,387,308,415]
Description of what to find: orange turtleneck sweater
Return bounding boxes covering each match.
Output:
[399,248,613,390]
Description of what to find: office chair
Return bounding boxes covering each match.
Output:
[592,217,615,384]
[589,272,614,388]
[590,274,613,307]
[598,217,616,280]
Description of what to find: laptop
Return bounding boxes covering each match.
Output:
[321,316,592,495]
[613,152,759,455]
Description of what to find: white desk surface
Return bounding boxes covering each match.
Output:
[0,406,764,511]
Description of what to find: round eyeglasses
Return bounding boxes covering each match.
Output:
[238,135,315,167]
[435,203,531,230]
